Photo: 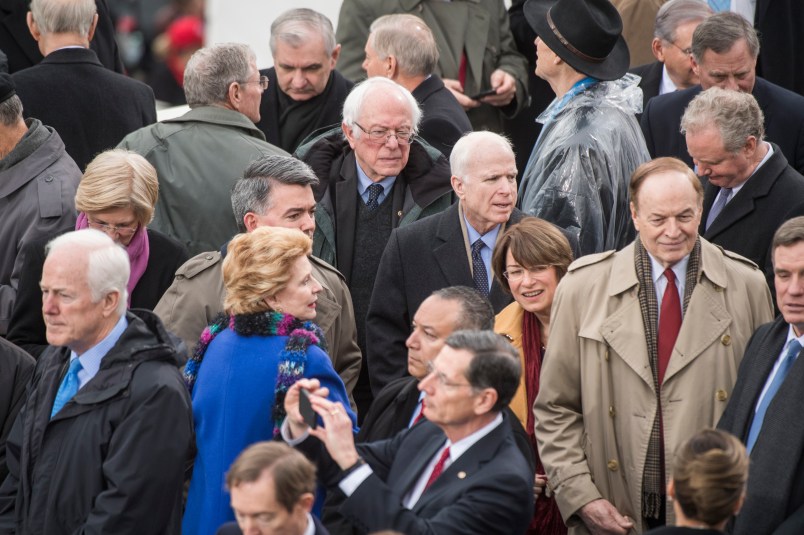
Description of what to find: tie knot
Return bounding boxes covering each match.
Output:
[787,339,803,359]
[664,268,676,284]
[472,239,484,255]
[67,358,83,375]
[367,183,383,200]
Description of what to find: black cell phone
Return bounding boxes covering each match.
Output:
[299,389,317,429]
[469,88,498,100]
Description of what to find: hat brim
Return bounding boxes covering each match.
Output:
[523,0,630,81]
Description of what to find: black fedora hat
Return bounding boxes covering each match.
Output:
[524,0,630,81]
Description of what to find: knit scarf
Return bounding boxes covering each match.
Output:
[634,237,701,520]
[76,212,149,307]
[183,311,326,436]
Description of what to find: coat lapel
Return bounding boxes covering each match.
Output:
[433,204,473,286]
[334,157,359,282]
[396,432,446,498]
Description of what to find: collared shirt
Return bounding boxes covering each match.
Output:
[356,162,397,206]
[659,64,678,96]
[463,215,501,291]
[710,142,774,208]
[732,0,756,25]
[408,391,427,428]
[302,513,315,535]
[541,76,599,127]
[73,314,128,388]
[755,324,804,411]
[648,252,690,323]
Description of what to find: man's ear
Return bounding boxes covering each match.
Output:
[342,122,357,150]
[102,290,121,317]
[651,37,665,63]
[385,55,397,78]
[473,387,498,414]
[331,44,341,67]
[26,12,40,41]
[450,175,464,199]
[243,212,259,233]
[87,13,98,42]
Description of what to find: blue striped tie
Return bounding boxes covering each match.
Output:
[51,358,83,418]
[472,239,489,296]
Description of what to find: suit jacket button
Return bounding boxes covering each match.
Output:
[716,389,728,402]
[721,334,731,346]
[604,350,610,361]
[609,406,616,417]
[607,460,619,471]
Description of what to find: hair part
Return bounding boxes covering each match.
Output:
[444,330,521,412]
[672,429,748,526]
[231,155,320,233]
[369,14,438,77]
[492,217,574,294]
[226,441,316,513]
[681,87,764,152]
[654,0,712,42]
[270,8,336,57]
[222,226,312,315]
[431,286,495,331]
[0,95,23,127]
[30,0,97,36]
[75,149,159,226]
[630,157,704,210]
[342,77,422,135]
[183,43,255,107]
[46,229,129,315]
[691,11,759,63]
[450,131,515,179]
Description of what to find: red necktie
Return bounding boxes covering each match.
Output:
[657,268,682,385]
[412,398,426,426]
[424,446,451,491]
[458,50,467,88]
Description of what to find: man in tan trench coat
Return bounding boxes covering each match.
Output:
[535,157,773,534]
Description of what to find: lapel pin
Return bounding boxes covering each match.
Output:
[457,471,467,479]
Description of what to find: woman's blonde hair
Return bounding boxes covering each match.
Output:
[672,428,748,526]
[222,226,312,315]
[75,149,159,226]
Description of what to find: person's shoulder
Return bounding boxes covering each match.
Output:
[644,84,699,115]
[174,250,223,279]
[214,522,242,535]
[566,249,618,273]
[309,255,346,284]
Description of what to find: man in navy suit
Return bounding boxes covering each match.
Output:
[282,330,533,535]
[718,216,804,535]
[216,442,329,535]
[641,12,804,175]
[362,14,472,158]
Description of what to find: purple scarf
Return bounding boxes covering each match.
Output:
[75,212,150,307]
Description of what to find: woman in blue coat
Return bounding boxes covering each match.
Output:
[182,227,356,535]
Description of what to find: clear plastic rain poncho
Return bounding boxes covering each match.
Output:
[517,73,651,256]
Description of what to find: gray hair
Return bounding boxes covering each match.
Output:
[270,8,336,57]
[691,11,760,63]
[773,216,804,255]
[0,95,23,127]
[680,87,764,152]
[342,77,422,134]
[184,43,255,108]
[30,0,97,36]
[450,131,515,178]
[432,286,494,331]
[654,0,712,43]
[46,229,129,316]
[444,330,521,412]
[231,155,320,233]
[369,14,439,78]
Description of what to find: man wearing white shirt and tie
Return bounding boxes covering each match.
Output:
[682,87,804,291]
[718,216,804,535]
[282,330,533,535]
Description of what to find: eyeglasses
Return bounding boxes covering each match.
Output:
[503,265,551,281]
[424,361,473,389]
[240,75,269,91]
[666,40,692,56]
[353,122,415,144]
[86,217,139,238]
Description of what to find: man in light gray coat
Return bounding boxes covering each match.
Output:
[119,43,288,255]
[0,72,80,335]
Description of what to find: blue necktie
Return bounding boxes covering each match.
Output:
[746,339,801,452]
[51,358,83,418]
[366,183,384,211]
[471,239,489,296]
[708,0,730,11]
[705,188,732,231]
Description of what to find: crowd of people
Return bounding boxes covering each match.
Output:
[1,0,804,533]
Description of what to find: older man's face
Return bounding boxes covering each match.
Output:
[274,35,339,102]
[452,143,517,235]
[656,20,701,90]
[239,60,265,123]
[418,345,481,429]
[631,170,702,269]
[342,90,413,182]
[693,38,757,93]
[774,241,804,337]
[405,295,462,380]
[686,125,755,189]
[40,248,118,355]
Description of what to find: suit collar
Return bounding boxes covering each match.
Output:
[41,46,102,66]
[412,75,446,103]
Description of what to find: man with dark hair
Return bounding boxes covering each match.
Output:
[641,11,804,175]
[154,154,362,400]
[12,0,155,171]
[255,8,352,154]
[283,329,534,535]
[215,442,327,535]
[119,43,287,254]
[0,72,80,336]
[719,216,804,534]
[362,14,471,158]
[536,157,772,533]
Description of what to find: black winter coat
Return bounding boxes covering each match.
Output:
[0,310,194,535]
